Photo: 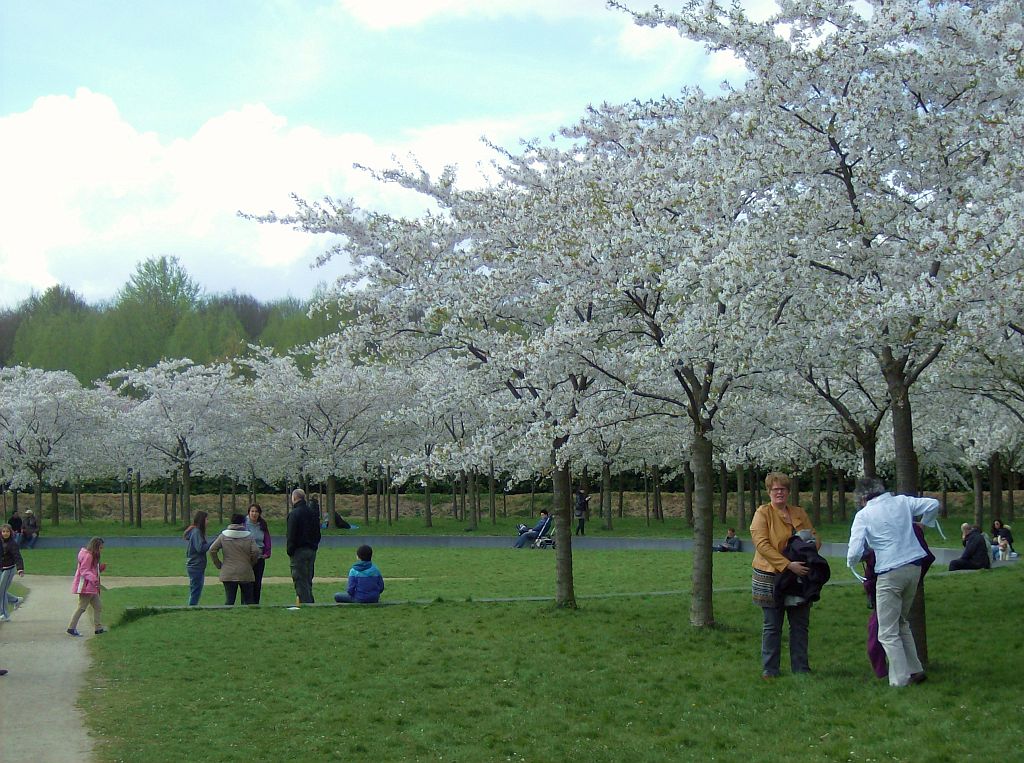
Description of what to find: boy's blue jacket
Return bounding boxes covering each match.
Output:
[347,560,385,603]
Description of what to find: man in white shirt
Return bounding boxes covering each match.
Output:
[847,477,940,687]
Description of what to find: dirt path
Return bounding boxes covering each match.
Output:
[0,576,94,763]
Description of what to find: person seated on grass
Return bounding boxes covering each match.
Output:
[513,510,552,548]
[714,528,741,552]
[334,544,385,604]
[949,523,991,571]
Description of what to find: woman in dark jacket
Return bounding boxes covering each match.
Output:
[990,520,1014,559]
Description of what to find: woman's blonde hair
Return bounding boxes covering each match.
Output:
[764,472,791,490]
[85,536,104,558]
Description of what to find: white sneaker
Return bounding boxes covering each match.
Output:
[12,597,23,608]
[0,615,10,622]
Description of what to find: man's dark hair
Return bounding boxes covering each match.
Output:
[540,509,549,516]
[357,544,373,561]
[854,477,887,504]
[231,513,246,525]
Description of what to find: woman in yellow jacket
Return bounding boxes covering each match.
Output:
[750,472,820,679]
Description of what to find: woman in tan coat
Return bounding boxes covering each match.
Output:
[750,472,820,679]
[209,514,261,605]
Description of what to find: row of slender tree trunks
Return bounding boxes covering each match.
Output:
[2,461,1020,528]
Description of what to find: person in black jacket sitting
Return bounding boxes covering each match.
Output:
[949,524,991,571]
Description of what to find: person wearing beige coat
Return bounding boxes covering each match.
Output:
[209,514,261,605]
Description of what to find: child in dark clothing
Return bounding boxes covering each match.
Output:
[334,545,385,604]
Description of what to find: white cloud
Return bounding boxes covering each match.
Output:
[0,88,539,308]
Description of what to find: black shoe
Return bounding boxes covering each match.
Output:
[909,672,927,685]
[67,628,83,637]
[94,627,107,635]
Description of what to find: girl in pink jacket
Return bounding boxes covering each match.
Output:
[67,537,106,637]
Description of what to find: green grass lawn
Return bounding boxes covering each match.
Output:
[39,546,1022,762]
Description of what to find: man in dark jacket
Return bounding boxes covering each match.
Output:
[286,488,321,603]
[949,524,991,571]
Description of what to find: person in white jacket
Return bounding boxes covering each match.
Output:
[846,477,940,688]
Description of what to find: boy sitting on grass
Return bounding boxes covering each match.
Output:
[334,544,385,604]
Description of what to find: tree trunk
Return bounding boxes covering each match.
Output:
[602,461,613,530]
[990,453,1003,520]
[736,466,746,531]
[654,466,663,522]
[689,431,716,627]
[489,458,497,525]
[119,479,125,525]
[375,466,382,523]
[163,480,169,524]
[1007,470,1016,522]
[37,477,52,525]
[231,478,238,514]
[529,481,535,515]
[683,462,694,527]
[910,578,929,668]
[941,484,948,519]
[127,474,135,524]
[971,465,984,528]
[617,472,624,519]
[811,463,822,526]
[717,463,728,523]
[825,468,834,524]
[47,482,58,527]
[327,475,337,525]
[643,468,650,526]
[551,461,577,609]
[386,466,393,526]
[170,474,178,525]
[182,461,192,518]
[135,471,143,527]
[837,472,847,522]
[362,462,370,525]
[467,471,478,530]
[424,475,433,528]
[881,359,919,495]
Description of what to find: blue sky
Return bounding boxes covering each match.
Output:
[0,0,760,309]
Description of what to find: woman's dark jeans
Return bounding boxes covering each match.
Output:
[761,603,811,676]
